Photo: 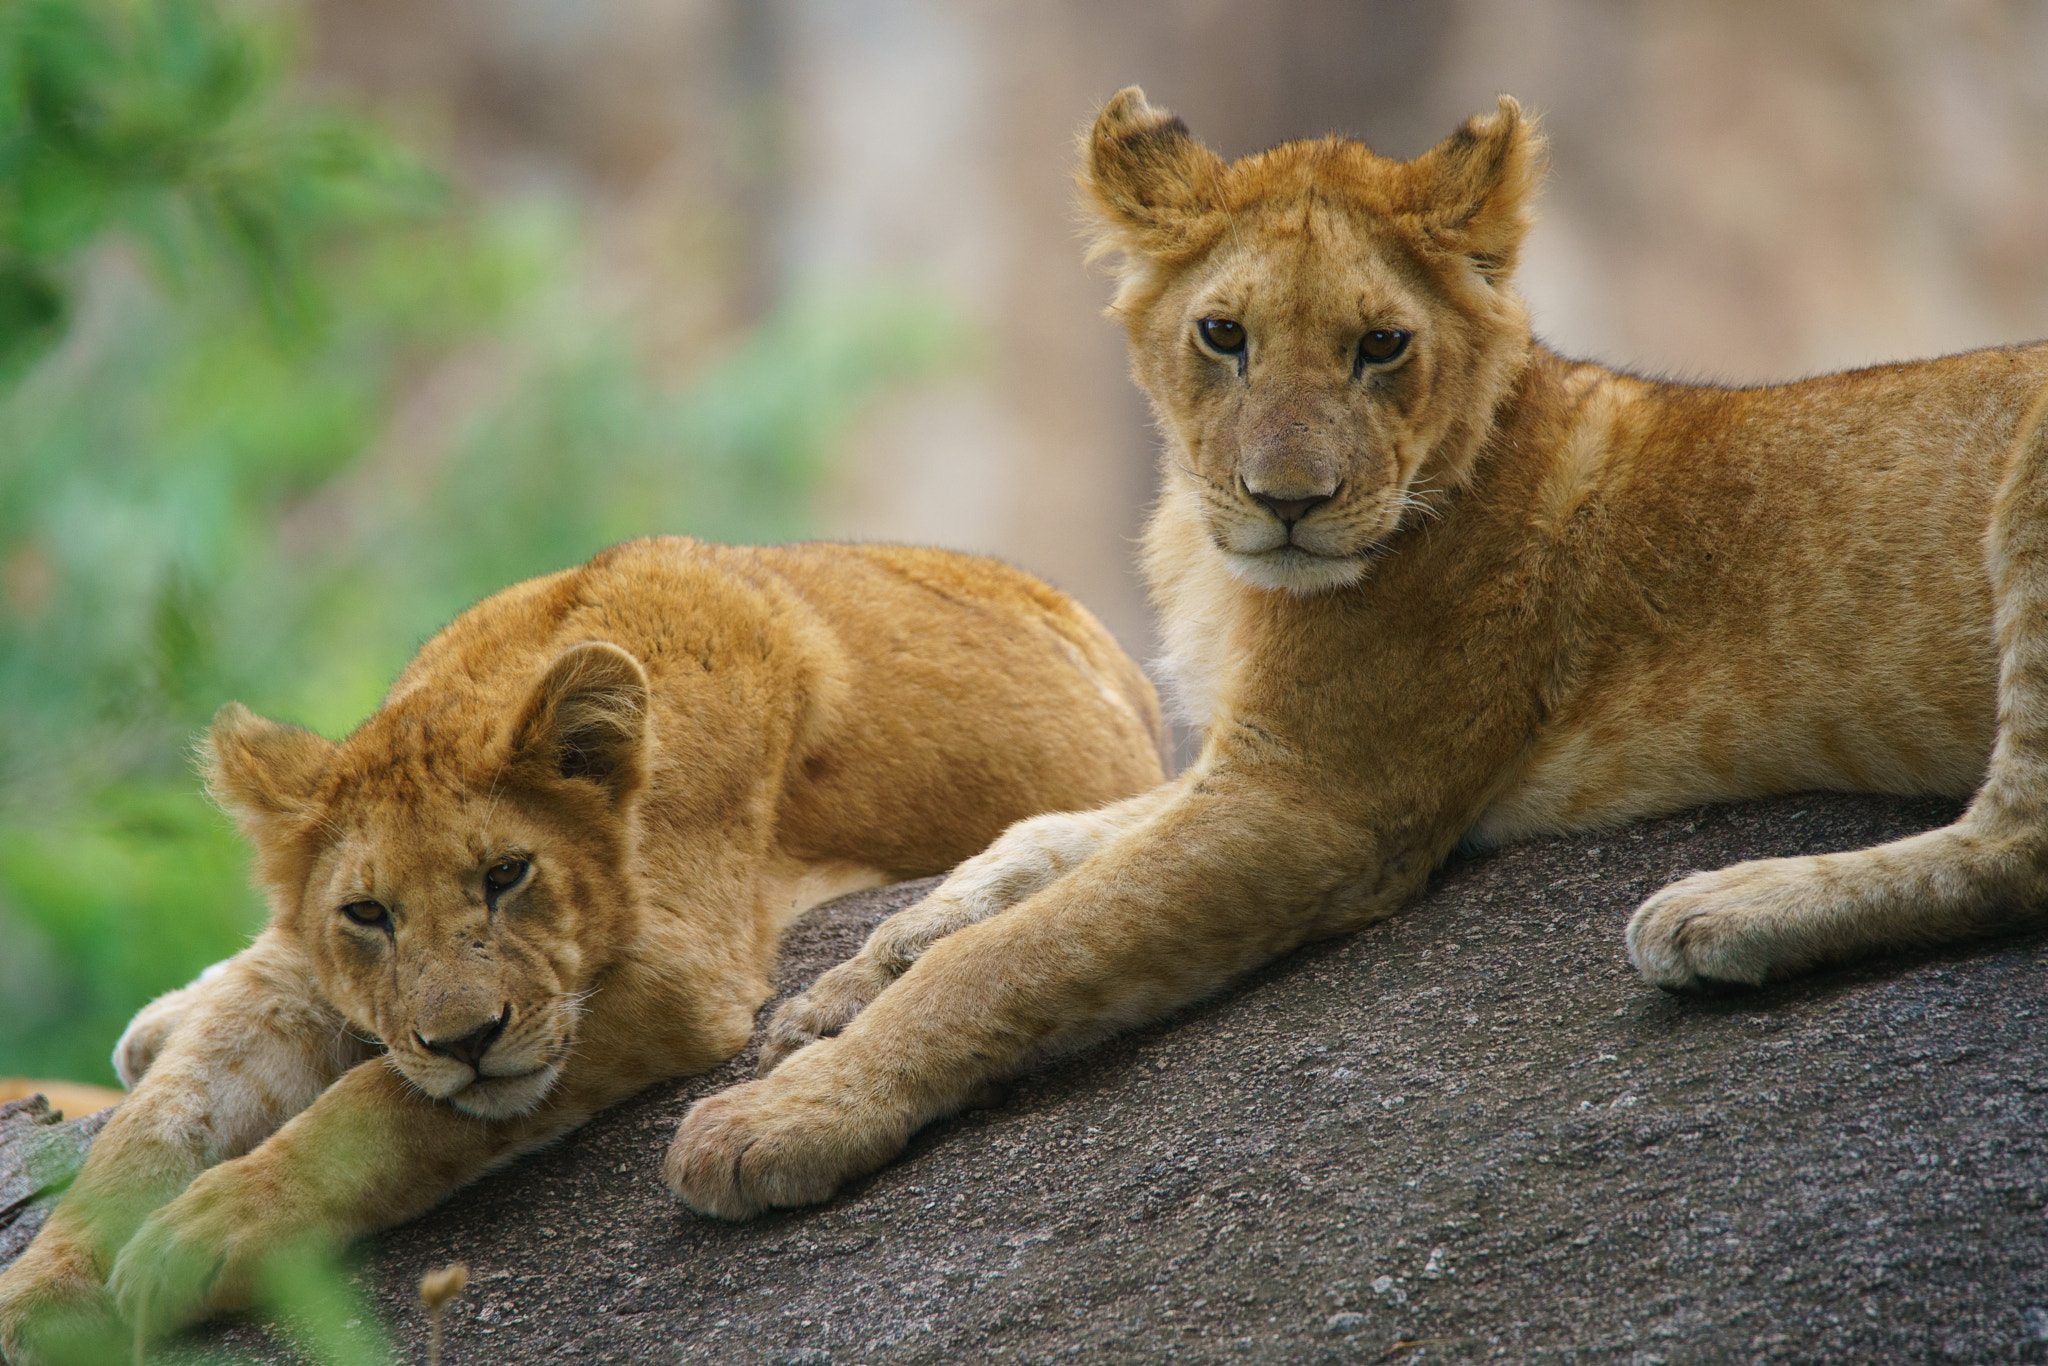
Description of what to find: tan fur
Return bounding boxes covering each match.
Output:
[664,89,2048,1219]
[0,536,1165,1357]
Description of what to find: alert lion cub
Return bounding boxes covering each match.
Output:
[0,536,1165,1358]
[666,90,2048,1218]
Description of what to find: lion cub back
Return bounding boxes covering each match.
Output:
[377,535,1167,882]
[717,540,1170,875]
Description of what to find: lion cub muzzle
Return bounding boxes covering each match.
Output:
[398,992,571,1119]
[1237,401,1346,517]
[1244,487,1334,527]
[415,1004,510,1070]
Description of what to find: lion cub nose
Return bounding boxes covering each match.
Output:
[417,1006,510,1070]
[1249,491,1331,525]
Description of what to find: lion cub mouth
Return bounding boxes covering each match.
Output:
[390,1017,574,1119]
[1213,494,1410,595]
[1224,541,1376,595]
[448,1063,561,1120]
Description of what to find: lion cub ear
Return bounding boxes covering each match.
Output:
[510,641,650,807]
[204,703,335,844]
[1406,95,1546,285]
[1079,86,1226,259]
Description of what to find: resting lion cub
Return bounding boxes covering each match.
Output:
[666,90,2048,1218]
[0,536,1165,1357]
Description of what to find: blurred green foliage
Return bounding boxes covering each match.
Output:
[0,0,955,1087]
[0,0,436,373]
[255,1244,393,1366]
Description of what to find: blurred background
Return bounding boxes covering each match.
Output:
[3,0,2046,1086]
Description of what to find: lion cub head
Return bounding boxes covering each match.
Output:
[205,643,650,1119]
[1081,88,1543,594]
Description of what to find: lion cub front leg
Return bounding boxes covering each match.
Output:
[761,789,1173,1074]
[1631,393,2048,988]
[0,934,352,1363]
[671,780,1395,1218]
[103,1059,586,1342]
[111,959,232,1088]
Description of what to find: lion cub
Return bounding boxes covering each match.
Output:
[0,536,1165,1356]
[665,90,2048,1218]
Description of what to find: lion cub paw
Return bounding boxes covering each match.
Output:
[105,1161,303,1342]
[0,1230,123,1366]
[1626,858,1824,990]
[111,961,226,1087]
[759,960,891,1075]
[664,1059,910,1220]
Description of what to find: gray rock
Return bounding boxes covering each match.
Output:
[0,1097,111,1267]
[11,791,2048,1364]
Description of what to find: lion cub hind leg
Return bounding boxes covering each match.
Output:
[759,789,1172,1075]
[1630,390,2048,988]
[1625,825,2047,988]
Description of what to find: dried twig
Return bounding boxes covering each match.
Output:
[417,1261,469,1366]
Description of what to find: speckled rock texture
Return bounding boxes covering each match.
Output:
[0,1099,110,1268]
[10,791,2048,1364]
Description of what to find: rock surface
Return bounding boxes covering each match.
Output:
[9,791,2048,1364]
[0,1099,110,1269]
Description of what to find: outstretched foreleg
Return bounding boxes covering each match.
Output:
[669,771,1401,1219]
[0,934,361,1363]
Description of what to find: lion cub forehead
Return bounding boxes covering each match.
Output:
[312,766,519,865]
[1192,219,1421,321]
[317,803,496,871]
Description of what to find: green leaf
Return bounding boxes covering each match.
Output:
[0,256,64,372]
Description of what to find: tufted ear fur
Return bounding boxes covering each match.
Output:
[204,702,336,846]
[1404,96,1545,286]
[1079,86,1227,263]
[510,641,650,807]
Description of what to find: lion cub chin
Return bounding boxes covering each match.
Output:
[661,88,2048,1222]
[0,535,1166,1359]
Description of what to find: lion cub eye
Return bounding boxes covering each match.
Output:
[340,900,391,930]
[484,859,529,894]
[1197,318,1247,355]
[1357,328,1411,367]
